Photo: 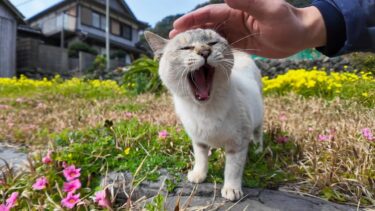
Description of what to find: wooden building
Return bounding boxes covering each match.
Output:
[27,0,148,65]
[0,0,24,77]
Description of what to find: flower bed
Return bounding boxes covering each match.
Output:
[0,69,374,209]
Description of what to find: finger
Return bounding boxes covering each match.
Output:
[173,4,230,31]
[169,22,226,38]
[225,0,278,21]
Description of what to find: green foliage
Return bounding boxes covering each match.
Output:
[111,50,126,59]
[68,42,98,58]
[207,129,298,188]
[147,0,225,41]
[145,194,166,211]
[123,56,164,95]
[85,55,108,79]
[54,118,299,194]
[0,114,302,209]
[348,53,375,74]
[151,14,183,39]
[53,118,192,186]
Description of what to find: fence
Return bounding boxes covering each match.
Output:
[17,38,127,78]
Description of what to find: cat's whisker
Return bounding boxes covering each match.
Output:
[220,60,235,66]
[180,67,190,96]
[213,18,229,31]
[232,48,260,52]
[229,32,261,46]
[219,64,230,81]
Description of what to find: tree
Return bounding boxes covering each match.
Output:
[152,14,183,38]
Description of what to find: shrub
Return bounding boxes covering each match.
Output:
[0,75,125,98]
[262,69,374,107]
[348,52,375,74]
[122,56,164,94]
[68,42,98,58]
[111,50,126,59]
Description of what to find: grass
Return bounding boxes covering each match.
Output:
[0,71,374,209]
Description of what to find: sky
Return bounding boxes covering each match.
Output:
[9,0,208,27]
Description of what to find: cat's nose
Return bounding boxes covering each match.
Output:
[198,49,211,59]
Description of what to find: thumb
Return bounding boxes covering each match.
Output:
[225,0,281,20]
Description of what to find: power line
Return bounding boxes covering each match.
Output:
[15,0,36,7]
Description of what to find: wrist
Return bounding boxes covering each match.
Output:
[298,6,327,49]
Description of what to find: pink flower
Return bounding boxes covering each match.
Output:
[61,192,80,209]
[125,112,133,118]
[6,192,18,208]
[0,204,9,211]
[362,128,373,141]
[318,134,332,142]
[308,127,314,132]
[32,176,48,190]
[63,165,81,181]
[94,190,111,208]
[279,113,287,122]
[42,150,52,164]
[63,179,81,193]
[158,130,168,139]
[0,105,11,110]
[0,192,19,210]
[276,136,289,144]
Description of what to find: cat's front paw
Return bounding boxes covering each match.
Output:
[187,170,206,183]
[221,186,243,201]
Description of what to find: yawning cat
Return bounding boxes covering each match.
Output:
[145,29,264,201]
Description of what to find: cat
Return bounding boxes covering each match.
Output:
[145,29,264,201]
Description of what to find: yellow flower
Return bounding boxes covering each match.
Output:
[362,92,368,97]
[124,147,131,155]
[306,80,316,88]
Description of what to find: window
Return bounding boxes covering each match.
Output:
[111,20,120,35]
[122,24,132,40]
[92,12,100,28]
[81,7,91,25]
[100,16,106,30]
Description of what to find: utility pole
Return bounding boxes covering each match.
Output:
[105,0,110,71]
[61,12,65,49]
[61,12,65,73]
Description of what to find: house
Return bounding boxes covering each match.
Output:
[0,0,24,77]
[26,0,148,68]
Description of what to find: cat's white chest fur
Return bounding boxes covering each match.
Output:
[174,51,263,149]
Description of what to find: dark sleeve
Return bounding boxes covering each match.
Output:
[311,0,375,57]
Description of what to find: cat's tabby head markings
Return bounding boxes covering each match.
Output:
[145,29,234,103]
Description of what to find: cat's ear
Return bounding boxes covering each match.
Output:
[144,31,168,60]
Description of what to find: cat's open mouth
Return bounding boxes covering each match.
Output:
[188,64,215,101]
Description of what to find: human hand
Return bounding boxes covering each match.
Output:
[170,0,327,58]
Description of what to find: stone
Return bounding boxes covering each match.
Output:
[104,171,359,211]
[0,143,28,171]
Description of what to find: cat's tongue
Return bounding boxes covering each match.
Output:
[192,65,214,101]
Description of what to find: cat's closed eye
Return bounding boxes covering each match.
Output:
[208,41,218,46]
[180,46,194,50]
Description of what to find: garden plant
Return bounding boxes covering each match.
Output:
[0,57,374,210]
